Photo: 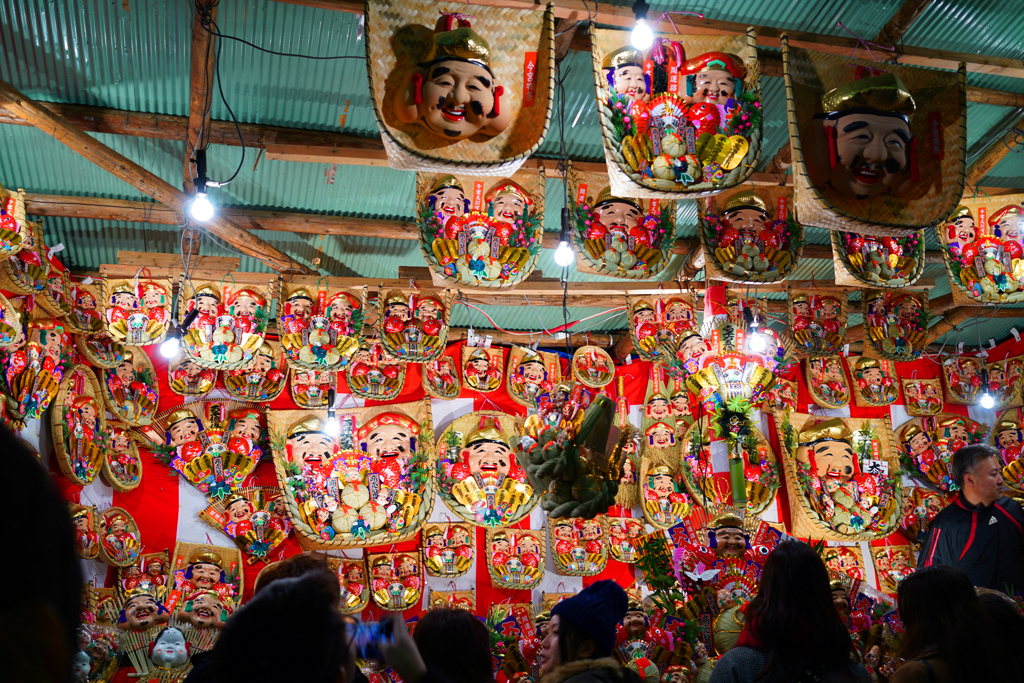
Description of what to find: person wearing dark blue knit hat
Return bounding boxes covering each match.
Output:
[538,580,640,683]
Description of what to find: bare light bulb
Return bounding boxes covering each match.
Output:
[631,18,654,50]
[980,390,995,410]
[159,335,180,359]
[325,417,341,436]
[190,192,215,222]
[554,240,575,267]
[748,331,767,353]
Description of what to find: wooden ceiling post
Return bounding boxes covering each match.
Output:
[184,0,218,193]
[0,79,309,274]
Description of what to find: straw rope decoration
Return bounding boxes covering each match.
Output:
[365,0,555,175]
[783,35,967,235]
[591,27,762,199]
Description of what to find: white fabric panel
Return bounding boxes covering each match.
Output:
[430,397,475,436]
[859,541,878,590]
[809,404,852,418]
[176,477,233,546]
[968,404,998,434]
[709,440,730,473]
[889,404,912,432]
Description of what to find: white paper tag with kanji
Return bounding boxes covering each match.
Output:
[862,459,888,476]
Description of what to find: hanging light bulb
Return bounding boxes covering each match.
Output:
[190,192,215,222]
[979,368,995,409]
[554,207,575,267]
[748,329,767,353]
[631,0,654,50]
[325,388,341,436]
[554,240,574,267]
[159,334,180,359]
[189,148,216,221]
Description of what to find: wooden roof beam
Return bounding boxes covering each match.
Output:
[0,80,309,274]
[184,0,218,193]
[966,113,1024,188]
[874,0,934,48]
[23,193,950,264]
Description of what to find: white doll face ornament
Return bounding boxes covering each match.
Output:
[150,627,189,668]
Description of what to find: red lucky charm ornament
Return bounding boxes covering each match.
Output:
[100,348,159,427]
[2,313,72,426]
[487,528,545,589]
[346,341,406,401]
[377,288,453,361]
[278,282,365,370]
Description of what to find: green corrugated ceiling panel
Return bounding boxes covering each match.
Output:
[450,303,626,334]
[212,0,376,136]
[904,0,1024,61]
[758,74,789,170]
[536,49,606,161]
[654,0,895,38]
[0,0,191,115]
[931,313,1024,350]
[964,102,1019,151]
[203,144,415,219]
[0,125,183,199]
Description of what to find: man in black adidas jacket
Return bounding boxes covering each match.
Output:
[919,444,1024,596]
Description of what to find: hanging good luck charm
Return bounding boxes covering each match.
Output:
[377,288,453,361]
[53,365,107,486]
[864,291,928,361]
[784,39,966,232]
[422,355,461,399]
[100,348,159,427]
[548,516,609,577]
[569,174,677,279]
[136,401,265,500]
[346,341,406,400]
[103,276,172,346]
[1,312,71,425]
[201,487,292,563]
[418,173,545,287]
[278,282,364,370]
[591,31,763,197]
[178,279,276,370]
[368,1,555,173]
[0,182,27,260]
[223,340,288,402]
[508,346,560,408]
[269,402,434,548]
[788,290,848,357]
[167,352,217,398]
[487,528,544,589]
[938,199,1024,304]
[833,231,925,288]
[368,551,422,611]
[435,412,537,527]
[422,523,474,578]
[627,292,700,363]
[701,188,803,283]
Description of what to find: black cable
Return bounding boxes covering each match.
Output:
[195,0,366,61]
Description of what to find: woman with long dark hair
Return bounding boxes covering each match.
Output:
[413,608,496,683]
[890,566,998,683]
[709,540,870,683]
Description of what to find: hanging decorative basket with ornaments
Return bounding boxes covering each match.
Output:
[590,28,763,198]
[365,0,555,175]
[417,171,545,287]
[832,231,926,288]
[699,186,803,283]
[783,36,966,234]
[568,167,677,280]
[787,290,848,358]
[377,287,454,361]
[278,281,365,370]
[936,197,1024,306]
[0,182,27,260]
[177,277,277,371]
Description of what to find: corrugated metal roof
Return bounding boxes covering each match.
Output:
[2,0,1024,344]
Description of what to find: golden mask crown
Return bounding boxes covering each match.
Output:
[595,187,644,213]
[602,46,644,71]
[722,191,768,215]
[798,418,853,445]
[422,25,491,69]
[821,72,916,120]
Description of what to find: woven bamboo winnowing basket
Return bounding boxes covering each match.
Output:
[434,410,538,527]
[52,364,107,486]
[365,0,555,175]
[699,186,804,284]
[269,401,435,550]
[775,411,903,542]
[506,345,561,407]
[422,355,461,399]
[783,36,966,235]
[863,290,929,362]
[416,169,545,288]
[0,182,27,261]
[567,167,680,281]
[591,27,762,199]
[625,291,700,362]
[278,279,366,370]
[831,230,926,288]
[804,356,852,410]
[786,289,849,358]
[486,528,545,589]
[936,194,1024,307]
[100,421,143,493]
[0,220,48,295]
[547,515,608,577]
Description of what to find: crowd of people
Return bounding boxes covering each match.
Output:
[5,430,1024,683]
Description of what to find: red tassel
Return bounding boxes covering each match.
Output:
[493,86,504,117]
[412,73,423,105]
[909,135,919,183]
[825,124,838,169]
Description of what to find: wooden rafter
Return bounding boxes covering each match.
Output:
[874,0,935,47]
[184,0,218,192]
[0,79,309,274]
[965,114,1024,188]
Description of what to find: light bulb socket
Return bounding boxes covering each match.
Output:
[742,305,754,327]
[193,148,209,194]
[560,207,571,241]
[633,0,650,22]
[180,307,199,330]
